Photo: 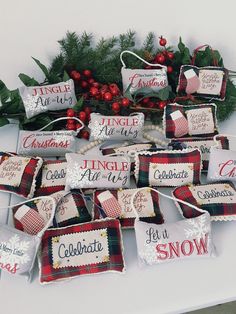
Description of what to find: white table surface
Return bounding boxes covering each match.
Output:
[0,113,236,314]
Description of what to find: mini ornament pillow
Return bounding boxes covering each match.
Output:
[65,153,131,190]
[134,148,202,187]
[170,136,229,171]
[131,188,216,267]
[207,134,236,183]
[39,219,125,284]
[17,117,84,157]
[120,50,168,94]
[89,112,145,141]
[0,196,56,279]
[35,160,67,196]
[177,65,228,101]
[13,191,91,232]
[93,188,164,228]
[164,103,218,139]
[0,152,43,199]
[19,79,77,119]
[173,182,236,221]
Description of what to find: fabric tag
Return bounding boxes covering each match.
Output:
[117,189,155,218]
[0,156,29,187]
[189,183,236,205]
[197,69,224,95]
[41,162,67,188]
[149,162,194,186]
[181,140,220,161]
[186,107,215,135]
[51,228,109,268]
[53,192,79,223]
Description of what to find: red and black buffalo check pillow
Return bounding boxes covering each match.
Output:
[39,219,125,284]
[134,148,202,188]
[0,152,43,198]
[13,190,91,233]
[35,160,67,196]
[173,182,236,221]
[164,103,218,139]
[93,188,164,228]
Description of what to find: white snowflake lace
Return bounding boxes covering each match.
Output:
[0,235,30,266]
[91,121,110,140]
[67,162,93,188]
[184,215,209,240]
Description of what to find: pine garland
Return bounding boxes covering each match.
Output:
[0,31,235,130]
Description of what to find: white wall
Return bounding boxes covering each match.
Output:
[1,0,236,89]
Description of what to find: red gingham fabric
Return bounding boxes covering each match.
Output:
[101,197,122,218]
[18,208,45,235]
[39,219,125,284]
[173,116,188,137]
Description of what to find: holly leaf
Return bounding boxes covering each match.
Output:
[63,71,70,82]
[123,84,134,101]
[178,37,185,53]
[18,74,39,86]
[32,57,49,79]
[0,80,11,103]
[73,96,84,112]
[0,117,9,127]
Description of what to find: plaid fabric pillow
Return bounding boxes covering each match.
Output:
[164,103,218,139]
[93,188,164,228]
[170,136,229,171]
[134,148,201,187]
[35,160,67,196]
[13,190,91,232]
[0,152,43,199]
[39,219,125,284]
[173,182,236,221]
[177,65,228,101]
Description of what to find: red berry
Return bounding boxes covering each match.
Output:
[155,54,165,64]
[121,98,130,107]
[142,97,150,105]
[84,106,91,115]
[80,130,90,140]
[158,101,167,109]
[81,81,89,89]
[83,69,92,77]
[78,111,87,122]
[90,86,99,97]
[147,101,155,109]
[100,84,109,91]
[112,102,120,113]
[88,78,95,85]
[159,36,167,46]
[109,83,120,96]
[167,51,174,60]
[167,66,173,74]
[70,70,77,79]
[67,109,75,117]
[74,72,81,81]
[76,122,82,130]
[67,119,75,124]
[66,123,76,131]
[92,82,100,88]
[95,94,102,100]
[104,92,113,101]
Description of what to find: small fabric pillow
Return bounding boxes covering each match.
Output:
[93,188,164,228]
[19,79,77,119]
[13,190,91,231]
[170,136,229,171]
[65,153,131,190]
[177,65,228,101]
[88,113,144,141]
[0,224,40,277]
[35,160,67,196]
[173,182,236,221]
[39,219,125,284]
[134,148,202,187]
[164,103,218,139]
[0,152,43,198]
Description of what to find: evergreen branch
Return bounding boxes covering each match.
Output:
[143,32,155,53]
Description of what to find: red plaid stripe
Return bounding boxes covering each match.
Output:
[19,209,45,235]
